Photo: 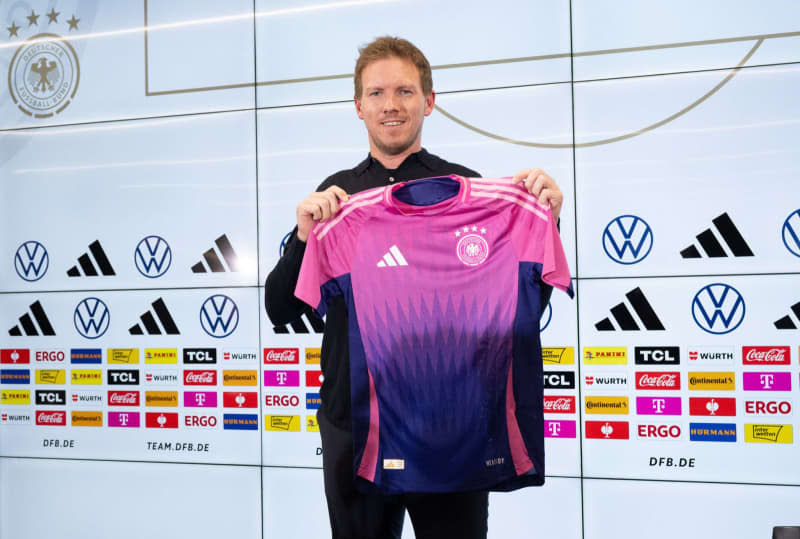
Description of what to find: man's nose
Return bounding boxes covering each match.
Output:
[383,93,398,111]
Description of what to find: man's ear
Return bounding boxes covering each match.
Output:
[355,98,364,120]
[424,91,436,117]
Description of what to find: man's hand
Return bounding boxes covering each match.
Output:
[296,186,350,242]
[511,169,563,222]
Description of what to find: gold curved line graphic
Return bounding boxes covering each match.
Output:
[435,39,764,149]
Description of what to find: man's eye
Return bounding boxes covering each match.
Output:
[370,91,381,97]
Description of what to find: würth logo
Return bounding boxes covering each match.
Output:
[8,300,56,336]
[602,215,653,265]
[680,212,754,258]
[273,312,324,335]
[376,245,408,267]
[66,240,116,277]
[129,298,180,335]
[774,300,800,330]
[134,236,172,278]
[14,241,49,281]
[595,287,665,331]
[191,234,240,273]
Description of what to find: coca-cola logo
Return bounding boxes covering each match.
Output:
[636,372,680,390]
[742,346,790,365]
[264,348,299,364]
[108,391,140,406]
[184,370,217,385]
[36,411,66,425]
[543,396,576,414]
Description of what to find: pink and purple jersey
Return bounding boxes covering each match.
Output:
[296,175,573,493]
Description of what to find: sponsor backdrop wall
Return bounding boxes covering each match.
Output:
[1,1,799,538]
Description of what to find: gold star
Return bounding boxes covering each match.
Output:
[67,14,80,31]
[26,10,39,26]
[7,21,20,37]
[47,8,60,23]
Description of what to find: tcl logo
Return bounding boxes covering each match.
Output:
[637,424,682,439]
[742,346,790,365]
[35,350,64,362]
[264,348,299,364]
[184,415,217,427]
[265,394,300,407]
[35,390,66,405]
[543,371,575,389]
[744,400,792,416]
[107,370,140,385]
[183,348,217,364]
[634,347,679,365]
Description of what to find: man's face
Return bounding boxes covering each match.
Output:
[355,56,435,158]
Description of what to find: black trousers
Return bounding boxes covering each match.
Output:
[318,409,489,539]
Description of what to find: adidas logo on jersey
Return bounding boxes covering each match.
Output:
[377,245,408,267]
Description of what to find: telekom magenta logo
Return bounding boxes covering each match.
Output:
[636,396,681,415]
[264,370,300,387]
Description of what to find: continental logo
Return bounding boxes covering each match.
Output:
[71,411,103,427]
[108,348,139,364]
[223,370,257,386]
[36,369,65,384]
[145,391,179,407]
[305,348,321,364]
[306,416,319,432]
[265,415,300,432]
[542,347,575,365]
[583,347,627,365]
[1,390,30,404]
[144,348,178,364]
[745,424,793,444]
[688,372,735,390]
[585,396,629,414]
[70,369,102,385]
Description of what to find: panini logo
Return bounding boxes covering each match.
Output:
[0,369,30,384]
[71,391,103,406]
[71,411,103,427]
[144,348,178,364]
[306,416,320,432]
[306,392,321,410]
[542,347,574,365]
[145,391,178,407]
[689,423,736,442]
[223,413,258,430]
[264,348,299,364]
[222,349,258,362]
[71,369,102,385]
[688,346,736,363]
[688,372,735,390]
[1,390,30,404]
[265,415,300,431]
[634,346,679,365]
[223,370,258,386]
[305,348,321,364]
[583,347,627,365]
[70,348,101,364]
[745,424,793,444]
[36,369,65,384]
[585,396,629,414]
[584,373,628,390]
[108,349,139,364]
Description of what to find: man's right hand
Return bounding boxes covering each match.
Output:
[296,186,350,242]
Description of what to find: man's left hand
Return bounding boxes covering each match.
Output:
[511,168,563,222]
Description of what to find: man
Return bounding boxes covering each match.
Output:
[265,36,564,539]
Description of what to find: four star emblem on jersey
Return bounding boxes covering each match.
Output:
[455,225,489,266]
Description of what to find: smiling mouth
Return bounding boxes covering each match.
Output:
[381,121,404,126]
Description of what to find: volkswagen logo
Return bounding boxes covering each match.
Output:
[602,215,653,265]
[540,302,552,333]
[134,235,172,278]
[200,294,239,338]
[279,231,292,257]
[782,209,800,258]
[74,297,110,339]
[14,240,49,281]
[691,283,745,335]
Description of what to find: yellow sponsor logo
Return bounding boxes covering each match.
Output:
[583,347,627,365]
[542,347,575,365]
[36,369,66,385]
[223,370,258,386]
[145,391,179,407]
[71,369,102,385]
[108,348,139,364]
[305,348,321,364]
[585,396,629,414]
[265,415,300,432]
[144,348,178,364]
[1,390,30,404]
[383,459,405,470]
[71,411,103,427]
[745,424,793,444]
[306,416,319,432]
[688,372,735,390]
